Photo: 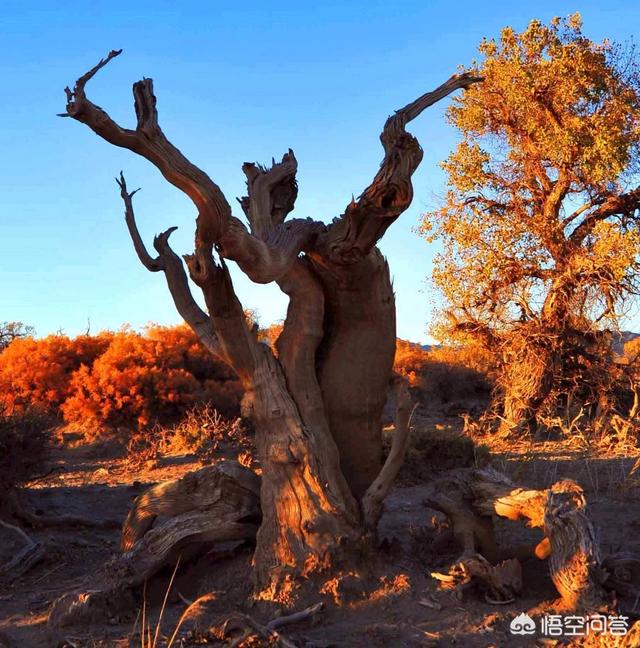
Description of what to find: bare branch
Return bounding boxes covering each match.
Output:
[115,173,221,360]
[314,73,483,263]
[63,50,232,250]
[219,216,324,283]
[569,186,640,245]
[362,376,414,530]
[239,149,299,238]
[562,199,597,231]
[116,172,162,271]
[184,250,258,381]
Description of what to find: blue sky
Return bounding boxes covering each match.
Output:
[1,1,638,343]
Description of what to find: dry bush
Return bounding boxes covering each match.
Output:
[62,331,206,435]
[384,423,490,484]
[58,326,243,438]
[0,325,243,440]
[162,403,256,468]
[0,407,54,506]
[125,425,166,469]
[394,339,494,412]
[0,333,112,416]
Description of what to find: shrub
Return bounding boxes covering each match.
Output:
[394,339,494,411]
[61,329,242,435]
[384,423,490,485]
[0,333,112,416]
[0,407,54,502]
[163,402,256,467]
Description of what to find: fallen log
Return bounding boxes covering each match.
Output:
[0,518,45,579]
[7,490,121,530]
[48,461,260,627]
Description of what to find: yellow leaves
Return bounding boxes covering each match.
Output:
[444,14,639,185]
[420,15,640,342]
[582,221,640,283]
[442,141,490,193]
[567,12,583,31]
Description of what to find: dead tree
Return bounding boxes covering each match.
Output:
[60,50,480,598]
[428,467,640,613]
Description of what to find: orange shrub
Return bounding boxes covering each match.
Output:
[394,339,495,408]
[0,324,242,436]
[0,333,112,415]
[61,325,242,433]
[394,339,431,387]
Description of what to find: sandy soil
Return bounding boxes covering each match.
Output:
[1,421,639,648]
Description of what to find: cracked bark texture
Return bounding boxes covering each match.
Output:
[61,50,479,596]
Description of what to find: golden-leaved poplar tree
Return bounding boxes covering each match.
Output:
[421,14,640,434]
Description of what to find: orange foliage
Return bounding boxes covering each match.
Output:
[0,333,112,415]
[259,322,284,350]
[394,339,431,387]
[394,339,495,406]
[0,324,242,435]
[624,337,640,364]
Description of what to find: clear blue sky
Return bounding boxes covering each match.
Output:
[1,1,638,343]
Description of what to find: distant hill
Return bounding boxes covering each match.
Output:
[420,332,640,356]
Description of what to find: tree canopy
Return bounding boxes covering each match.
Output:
[421,14,640,344]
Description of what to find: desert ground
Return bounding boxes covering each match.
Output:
[2,408,638,648]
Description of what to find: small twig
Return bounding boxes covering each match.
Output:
[266,602,324,631]
[31,562,66,585]
[176,591,193,606]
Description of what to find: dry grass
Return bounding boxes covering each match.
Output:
[132,558,188,648]
[385,417,490,484]
[125,403,257,472]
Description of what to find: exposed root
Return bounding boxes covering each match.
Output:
[214,613,298,648]
[266,602,324,631]
[362,376,414,531]
[431,553,522,603]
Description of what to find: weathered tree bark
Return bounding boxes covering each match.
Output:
[426,467,638,612]
[60,50,480,596]
[49,462,260,627]
[314,251,396,498]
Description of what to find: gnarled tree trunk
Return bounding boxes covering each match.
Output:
[60,50,479,596]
